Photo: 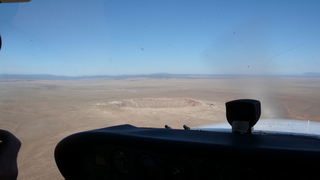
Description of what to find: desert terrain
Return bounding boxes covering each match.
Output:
[0,76,320,179]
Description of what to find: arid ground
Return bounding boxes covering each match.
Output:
[0,77,320,179]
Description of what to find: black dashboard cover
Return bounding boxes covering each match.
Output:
[55,124,320,179]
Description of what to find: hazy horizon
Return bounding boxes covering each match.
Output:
[1,71,320,76]
[1,72,320,80]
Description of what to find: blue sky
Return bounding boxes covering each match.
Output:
[0,0,319,76]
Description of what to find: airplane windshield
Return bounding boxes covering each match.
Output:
[0,0,320,179]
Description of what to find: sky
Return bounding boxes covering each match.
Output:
[0,0,319,76]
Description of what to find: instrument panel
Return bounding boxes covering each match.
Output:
[88,147,227,180]
[55,124,320,180]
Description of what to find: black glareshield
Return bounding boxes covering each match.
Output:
[226,99,261,134]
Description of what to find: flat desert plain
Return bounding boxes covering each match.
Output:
[0,77,320,179]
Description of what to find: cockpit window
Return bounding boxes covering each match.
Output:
[0,0,319,179]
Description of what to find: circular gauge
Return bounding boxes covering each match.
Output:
[113,150,130,174]
[164,158,190,180]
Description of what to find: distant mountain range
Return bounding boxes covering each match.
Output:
[0,73,233,80]
[0,73,319,80]
[301,72,320,77]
